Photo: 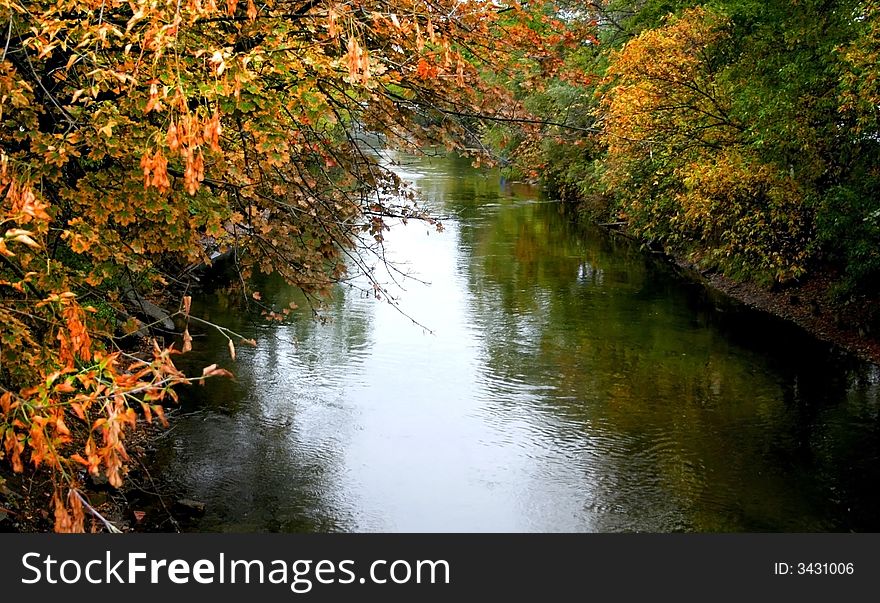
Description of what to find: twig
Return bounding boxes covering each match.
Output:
[1,19,12,62]
[131,456,180,533]
[0,505,18,517]
[72,489,122,533]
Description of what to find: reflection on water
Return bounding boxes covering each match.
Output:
[153,151,880,532]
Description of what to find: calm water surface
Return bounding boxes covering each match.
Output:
[153,151,880,532]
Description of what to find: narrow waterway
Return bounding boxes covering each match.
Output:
[151,150,880,532]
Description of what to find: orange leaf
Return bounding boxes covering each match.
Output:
[54,381,75,394]
[416,59,438,80]
[200,363,234,384]
[70,402,86,421]
[55,417,71,437]
[152,404,168,428]
[70,453,90,467]
[0,392,12,414]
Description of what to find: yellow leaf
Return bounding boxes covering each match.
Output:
[5,229,40,249]
[126,8,146,33]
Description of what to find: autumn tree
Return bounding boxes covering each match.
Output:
[0,0,564,531]
[504,0,874,289]
[597,6,814,280]
[479,1,607,213]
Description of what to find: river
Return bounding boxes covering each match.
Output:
[149,150,880,532]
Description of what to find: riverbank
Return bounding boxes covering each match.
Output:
[596,219,880,366]
[682,263,880,366]
[631,236,880,366]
